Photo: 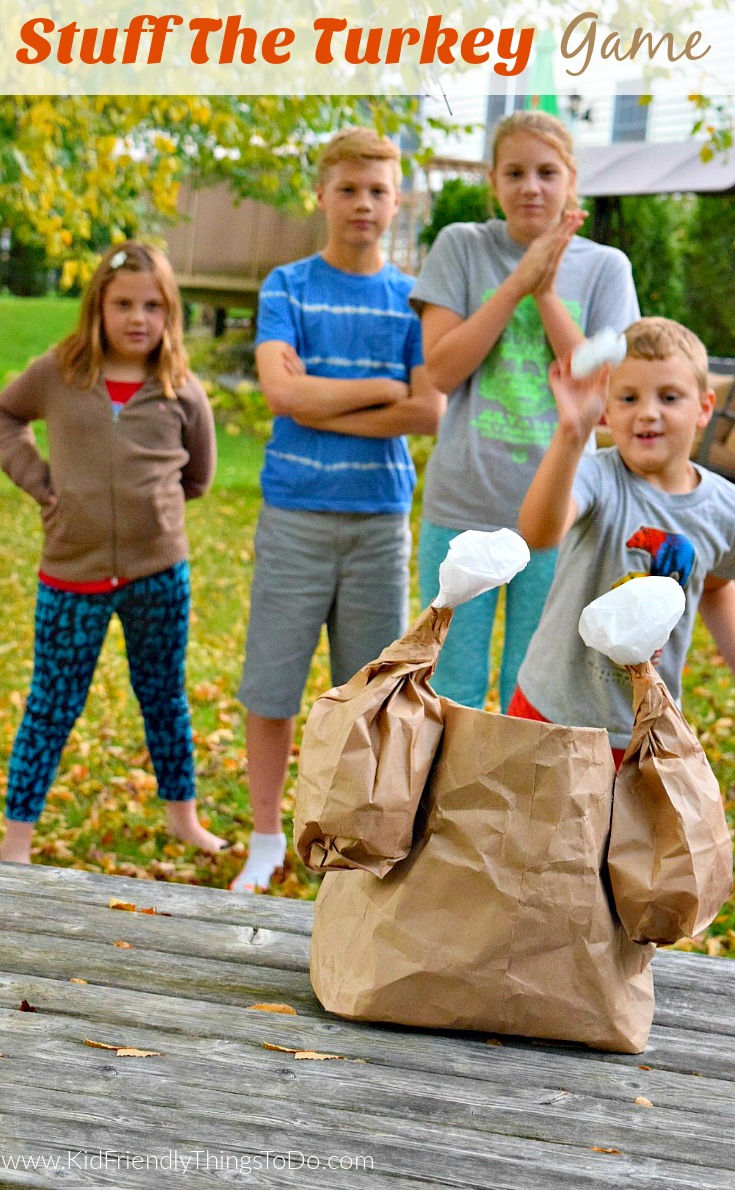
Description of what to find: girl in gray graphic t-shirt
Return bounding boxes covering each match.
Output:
[411,110,639,712]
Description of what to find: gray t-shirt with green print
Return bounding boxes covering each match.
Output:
[410,219,640,532]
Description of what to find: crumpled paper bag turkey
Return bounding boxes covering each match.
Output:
[304,562,730,1053]
[609,661,733,945]
[310,698,655,1053]
[294,530,529,876]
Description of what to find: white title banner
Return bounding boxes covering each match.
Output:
[1,0,730,95]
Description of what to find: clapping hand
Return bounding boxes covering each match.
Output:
[514,209,588,298]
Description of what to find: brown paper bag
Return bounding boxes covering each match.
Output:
[310,701,656,1054]
[609,661,733,945]
[293,606,452,876]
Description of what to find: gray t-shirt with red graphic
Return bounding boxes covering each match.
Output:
[410,219,640,532]
[518,448,735,749]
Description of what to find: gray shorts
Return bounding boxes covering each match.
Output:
[238,504,412,718]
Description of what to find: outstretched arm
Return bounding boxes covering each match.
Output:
[517,356,610,548]
[255,341,408,420]
[698,575,735,672]
[293,365,445,438]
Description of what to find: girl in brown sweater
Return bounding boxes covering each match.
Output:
[0,242,226,864]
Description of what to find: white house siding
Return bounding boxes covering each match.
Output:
[422,9,734,157]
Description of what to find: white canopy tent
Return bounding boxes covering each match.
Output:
[577,140,735,198]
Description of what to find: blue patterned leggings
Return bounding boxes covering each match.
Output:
[5,562,195,823]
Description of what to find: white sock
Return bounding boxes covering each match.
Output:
[230,832,286,892]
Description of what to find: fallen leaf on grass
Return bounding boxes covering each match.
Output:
[634,1096,654,1107]
[83,1039,163,1057]
[248,1003,297,1015]
[18,1000,37,1012]
[47,789,75,803]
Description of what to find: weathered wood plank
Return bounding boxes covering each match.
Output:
[0,1126,388,1190]
[0,862,314,934]
[2,1017,734,1169]
[2,865,731,991]
[0,892,312,971]
[6,890,734,1037]
[2,966,734,1087]
[3,866,732,1002]
[3,887,734,1043]
[2,995,730,1104]
[3,958,734,1086]
[3,1020,732,1143]
[1,865,733,1190]
[0,929,320,1012]
[4,1085,731,1190]
[649,948,735,988]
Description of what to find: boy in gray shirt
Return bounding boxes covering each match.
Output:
[511,316,735,765]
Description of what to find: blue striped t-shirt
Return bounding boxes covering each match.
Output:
[255,254,423,513]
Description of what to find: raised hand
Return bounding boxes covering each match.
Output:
[548,353,610,442]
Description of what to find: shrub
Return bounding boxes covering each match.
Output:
[419,177,496,248]
[682,194,735,356]
[583,194,690,323]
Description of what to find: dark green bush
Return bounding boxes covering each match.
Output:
[682,194,735,356]
[582,194,689,323]
[419,176,497,248]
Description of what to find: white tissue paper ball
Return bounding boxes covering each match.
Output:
[434,529,530,609]
[571,328,627,379]
[578,576,685,665]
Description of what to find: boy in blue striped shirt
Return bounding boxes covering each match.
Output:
[232,127,444,891]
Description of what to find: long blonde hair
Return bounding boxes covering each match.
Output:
[490,111,578,208]
[56,242,187,399]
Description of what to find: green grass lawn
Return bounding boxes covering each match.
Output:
[0,297,732,956]
[0,294,80,385]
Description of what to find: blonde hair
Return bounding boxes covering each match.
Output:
[316,127,401,188]
[624,316,709,392]
[491,110,578,208]
[56,241,187,399]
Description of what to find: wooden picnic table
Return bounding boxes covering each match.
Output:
[0,862,733,1189]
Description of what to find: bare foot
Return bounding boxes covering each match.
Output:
[165,800,227,853]
[0,819,33,864]
[174,824,229,853]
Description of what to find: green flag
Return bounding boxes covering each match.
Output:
[524,29,559,116]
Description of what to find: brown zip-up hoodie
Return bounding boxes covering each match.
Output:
[0,351,216,583]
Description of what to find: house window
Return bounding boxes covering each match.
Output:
[612,94,649,142]
[484,92,527,158]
